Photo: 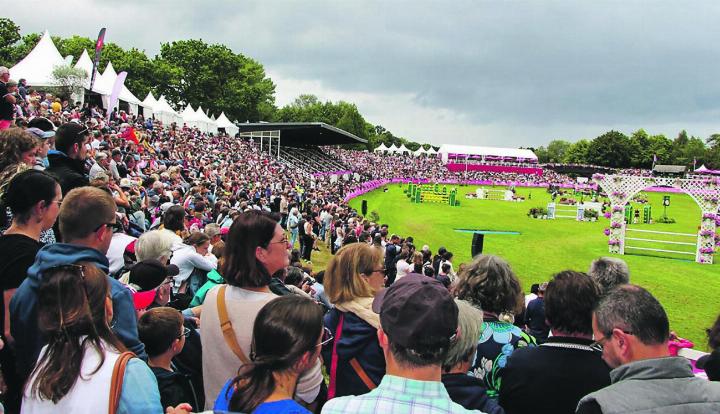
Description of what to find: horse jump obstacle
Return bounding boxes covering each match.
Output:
[593,174,719,264]
[623,228,696,257]
[547,202,584,221]
[476,189,513,201]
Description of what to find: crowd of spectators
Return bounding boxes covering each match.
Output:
[1,64,719,414]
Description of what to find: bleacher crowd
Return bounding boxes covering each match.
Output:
[1,64,720,414]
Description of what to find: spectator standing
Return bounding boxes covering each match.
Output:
[10,187,146,383]
[525,282,550,342]
[455,255,536,398]
[46,122,90,198]
[200,211,322,409]
[322,243,386,399]
[588,257,629,296]
[384,234,400,285]
[214,295,326,414]
[0,170,61,413]
[322,274,478,414]
[21,263,162,413]
[442,300,504,414]
[500,271,610,414]
[138,307,200,411]
[0,67,14,130]
[577,285,720,413]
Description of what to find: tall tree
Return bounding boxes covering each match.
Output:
[563,139,590,164]
[545,140,571,163]
[586,130,632,168]
[158,39,276,122]
[0,18,20,67]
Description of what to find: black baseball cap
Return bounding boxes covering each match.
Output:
[372,273,458,350]
[129,259,179,291]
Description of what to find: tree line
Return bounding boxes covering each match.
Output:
[1,18,718,167]
[532,129,720,170]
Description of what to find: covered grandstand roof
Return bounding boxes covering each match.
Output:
[437,144,537,161]
[236,123,366,147]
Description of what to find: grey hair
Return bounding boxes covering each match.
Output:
[588,257,630,295]
[442,300,483,372]
[594,284,669,345]
[135,230,175,262]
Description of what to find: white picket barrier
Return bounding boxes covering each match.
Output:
[624,228,696,256]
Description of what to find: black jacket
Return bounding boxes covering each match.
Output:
[442,373,505,414]
[46,152,89,197]
[499,336,610,414]
[151,364,201,411]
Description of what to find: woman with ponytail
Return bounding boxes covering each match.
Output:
[0,169,60,413]
[213,295,328,414]
[21,263,164,413]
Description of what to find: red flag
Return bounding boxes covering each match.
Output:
[121,127,139,145]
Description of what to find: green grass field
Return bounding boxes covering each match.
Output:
[337,184,720,349]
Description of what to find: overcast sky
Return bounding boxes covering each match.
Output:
[11,1,720,147]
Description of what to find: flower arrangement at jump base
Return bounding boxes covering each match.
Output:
[697,212,718,264]
[610,222,623,229]
[612,205,624,213]
[603,228,611,236]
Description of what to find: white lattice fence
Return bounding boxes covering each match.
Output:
[592,174,720,264]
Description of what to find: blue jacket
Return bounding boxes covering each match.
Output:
[10,243,146,379]
[322,308,385,398]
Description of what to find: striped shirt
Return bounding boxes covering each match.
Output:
[321,375,484,414]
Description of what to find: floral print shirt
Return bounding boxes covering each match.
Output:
[470,318,537,398]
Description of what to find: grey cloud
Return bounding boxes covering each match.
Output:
[10,0,720,145]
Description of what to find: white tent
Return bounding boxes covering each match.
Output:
[437,144,537,163]
[141,92,157,119]
[74,49,109,95]
[386,144,400,153]
[397,144,411,154]
[216,112,239,135]
[374,143,389,153]
[181,104,199,129]
[196,106,215,133]
[9,30,67,87]
[413,147,427,157]
[154,95,180,125]
[425,147,438,157]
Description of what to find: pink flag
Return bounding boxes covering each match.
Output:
[107,71,127,122]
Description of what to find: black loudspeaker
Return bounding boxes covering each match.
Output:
[361,200,368,216]
[471,233,484,257]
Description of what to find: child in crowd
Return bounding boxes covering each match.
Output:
[138,307,200,411]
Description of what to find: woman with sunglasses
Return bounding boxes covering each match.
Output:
[212,295,327,414]
[0,169,60,412]
[322,242,386,399]
[22,263,164,413]
[200,211,323,410]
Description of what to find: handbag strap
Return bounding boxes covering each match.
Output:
[217,285,250,364]
[108,351,135,414]
[350,358,377,391]
[327,313,377,398]
[327,313,344,399]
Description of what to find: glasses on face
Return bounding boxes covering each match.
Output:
[317,326,334,348]
[50,199,62,207]
[178,326,191,339]
[269,237,289,246]
[591,330,634,351]
[94,221,117,232]
[371,267,386,274]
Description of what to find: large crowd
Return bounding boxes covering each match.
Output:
[1,64,720,414]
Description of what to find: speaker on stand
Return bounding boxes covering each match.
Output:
[471,233,484,257]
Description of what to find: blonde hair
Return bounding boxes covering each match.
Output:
[325,242,383,304]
